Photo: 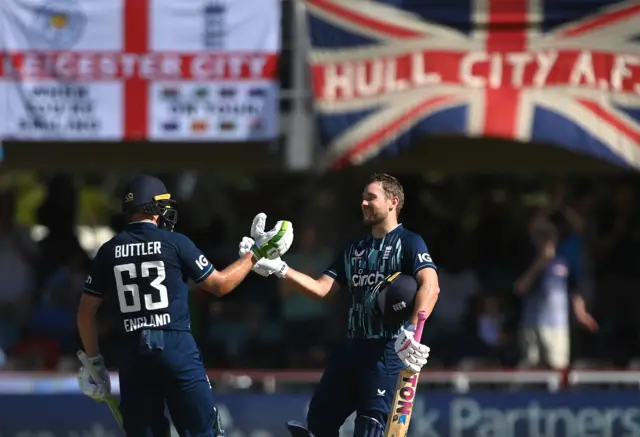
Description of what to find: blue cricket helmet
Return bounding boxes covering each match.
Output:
[122,174,178,232]
[373,272,417,324]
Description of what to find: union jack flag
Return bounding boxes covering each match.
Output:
[306,0,640,169]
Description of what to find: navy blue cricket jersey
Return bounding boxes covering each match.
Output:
[84,222,214,333]
[324,224,436,339]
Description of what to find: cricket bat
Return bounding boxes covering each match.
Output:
[383,311,428,437]
[77,350,124,430]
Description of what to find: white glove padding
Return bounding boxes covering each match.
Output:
[250,213,294,260]
[394,325,430,373]
[77,354,111,401]
[239,237,289,278]
[254,257,289,278]
[239,236,254,258]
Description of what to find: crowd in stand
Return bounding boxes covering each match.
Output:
[2,174,640,371]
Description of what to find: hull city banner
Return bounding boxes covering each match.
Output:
[306,0,640,169]
[0,0,279,141]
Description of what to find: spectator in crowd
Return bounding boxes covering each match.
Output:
[426,230,480,365]
[27,250,86,359]
[34,175,89,300]
[463,294,509,365]
[570,183,599,313]
[0,189,38,360]
[515,220,596,370]
[12,177,90,369]
[595,181,640,367]
[472,191,515,293]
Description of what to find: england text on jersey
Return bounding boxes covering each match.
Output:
[124,313,172,332]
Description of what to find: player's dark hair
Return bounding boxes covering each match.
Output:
[368,173,405,215]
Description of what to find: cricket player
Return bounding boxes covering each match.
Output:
[76,174,293,437]
[240,173,439,437]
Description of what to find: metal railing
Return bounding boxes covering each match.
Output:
[2,369,639,394]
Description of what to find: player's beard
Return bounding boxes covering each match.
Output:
[362,208,386,226]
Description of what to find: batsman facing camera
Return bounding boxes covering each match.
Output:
[240,173,439,437]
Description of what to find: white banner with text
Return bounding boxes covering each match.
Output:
[0,0,280,141]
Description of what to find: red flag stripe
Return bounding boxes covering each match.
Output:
[559,3,640,38]
[124,0,150,139]
[576,98,640,145]
[482,0,528,138]
[333,95,461,168]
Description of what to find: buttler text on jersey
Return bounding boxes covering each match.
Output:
[115,241,162,258]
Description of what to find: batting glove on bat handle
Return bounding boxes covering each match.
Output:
[77,351,111,401]
[395,312,429,372]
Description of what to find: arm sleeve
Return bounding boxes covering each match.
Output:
[323,249,347,286]
[83,247,111,298]
[567,251,581,292]
[176,234,214,283]
[402,234,437,277]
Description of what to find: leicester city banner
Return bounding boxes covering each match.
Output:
[0,0,280,141]
[306,0,640,169]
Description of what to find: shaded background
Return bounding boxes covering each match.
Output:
[1,170,639,372]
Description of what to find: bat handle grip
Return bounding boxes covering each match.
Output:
[77,350,106,385]
[413,311,427,342]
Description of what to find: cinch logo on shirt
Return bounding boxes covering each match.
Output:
[351,270,385,287]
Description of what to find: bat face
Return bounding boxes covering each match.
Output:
[386,370,419,437]
[385,310,427,437]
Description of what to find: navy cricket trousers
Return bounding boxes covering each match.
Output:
[307,338,404,437]
[116,330,218,437]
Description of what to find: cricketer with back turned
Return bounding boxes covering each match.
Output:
[240,173,440,437]
[76,174,294,437]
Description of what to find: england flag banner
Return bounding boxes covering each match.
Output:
[0,0,279,141]
[306,0,640,169]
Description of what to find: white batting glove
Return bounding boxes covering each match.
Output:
[77,354,111,401]
[239,236,289,278]
[394,325,430,373]
[239,236,254,258]
[250,213,294,260]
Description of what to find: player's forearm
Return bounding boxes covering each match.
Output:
[410,272,439,325]
[572,293,587,313]
[77,311,100,357]
[202,253,255,296]
[514,259,545,294]
[282,268,331,299]
[561,205,585,234]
